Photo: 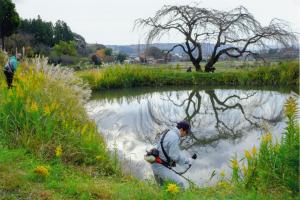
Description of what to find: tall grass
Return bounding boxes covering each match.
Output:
[0,50,7,66]
[77,61,299,90]
[78,65,165,90]
[0,57,115,175]
[224,96,299,195]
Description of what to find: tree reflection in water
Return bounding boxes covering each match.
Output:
[86,88,289,183]
[144,89,285,150]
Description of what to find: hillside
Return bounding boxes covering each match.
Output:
[105,43,216,57]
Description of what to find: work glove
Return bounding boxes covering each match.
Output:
[184,158,193,165]
[192,153,197,160]
[185,154,197,165]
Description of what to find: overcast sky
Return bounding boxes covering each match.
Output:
[12,0,300,45]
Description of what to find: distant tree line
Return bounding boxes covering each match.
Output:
[7,16,80,56]
[0,0,86,57]
[20,16,74,47]
[1,0,128,67]
[90,45,128,65]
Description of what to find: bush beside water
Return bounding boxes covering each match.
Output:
[225,97,299,194]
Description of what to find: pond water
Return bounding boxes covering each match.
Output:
[86,87,293,186]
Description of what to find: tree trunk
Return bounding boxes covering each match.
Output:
[205,59,216,72]
[192,61,201,72]
[1,36,4,50]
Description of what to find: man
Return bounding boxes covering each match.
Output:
[3,53,21,89]
[150,120,195,189]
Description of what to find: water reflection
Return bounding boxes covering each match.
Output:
[86,88,290,185]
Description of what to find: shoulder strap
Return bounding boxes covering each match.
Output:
[160,129,171,165]
[4,61,13,72]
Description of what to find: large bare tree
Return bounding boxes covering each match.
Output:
[135,5,297,72]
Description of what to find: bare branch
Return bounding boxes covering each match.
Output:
[162,44,188,55]
[135,4,297,72]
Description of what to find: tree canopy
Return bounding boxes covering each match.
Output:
[0,0,20,50]
[20,18,74,47]
[145,46,163,59]
[53,20,74,44]
[116,52,128,64]
[16,16,86,56]
[20,16,54,46]
[52,41,77,57]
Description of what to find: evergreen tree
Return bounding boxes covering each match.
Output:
[54,20,74,44]
[0,0,20,50]
[20,16,54,46]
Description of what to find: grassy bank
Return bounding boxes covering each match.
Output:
[0,59,114,173]
[90,85,297,102]
[77,61,299,90]
[0,55,299,199]
[2,146,297,200]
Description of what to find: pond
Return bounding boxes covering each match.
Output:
[86,87,293,186]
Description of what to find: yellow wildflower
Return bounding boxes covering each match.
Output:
[1,81,6,89]
[34,166,49,177]
[30,101,38,112]
[50,101,59,111]
[16,86,24,97]
[262,133,272,143]
[44,105,51,116]
[220,170,225,178]
[244,150,251,159]
[284,97,297,117]
[217,181,229,188]
[166,183,179,194]
[55,145,62,157]
[81,124,88,134]
[231,158,239,169]
[251,145,257,155]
